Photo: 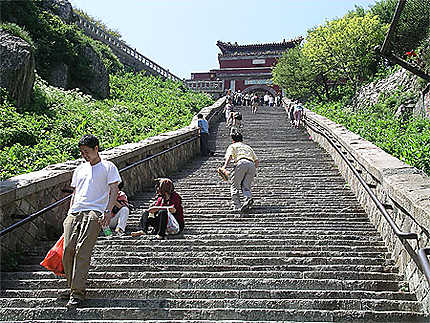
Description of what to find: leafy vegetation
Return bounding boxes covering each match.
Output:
[0,0,123,91]
[370,0,430,56]
[273,0,430,175]
[309,93,430,175]
[273,12,387,102]
[0,73,213,180]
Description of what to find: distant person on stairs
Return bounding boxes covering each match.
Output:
[220,132,259,213]
[294,103,304,128]
[62,134,121,309]
[131,178,184,240]
[224,98,234,127]
[251,94,259,114]
[197,113,210,156]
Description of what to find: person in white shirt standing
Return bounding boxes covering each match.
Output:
[62,134,121,309]
[220,132,259,213]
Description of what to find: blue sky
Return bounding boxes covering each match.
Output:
[69,0,377,79]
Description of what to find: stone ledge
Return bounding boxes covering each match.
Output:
[305,109,430,230]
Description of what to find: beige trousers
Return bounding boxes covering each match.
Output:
[230,159,256,208]
[63,210,101,300]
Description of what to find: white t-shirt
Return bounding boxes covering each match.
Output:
[70,160,121,213]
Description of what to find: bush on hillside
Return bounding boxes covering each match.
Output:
[0,0,123,92]
[273,13,387,102]
[309,95,430,175]
[0,73,213,181]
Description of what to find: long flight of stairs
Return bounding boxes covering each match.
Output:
[1,106,427,322]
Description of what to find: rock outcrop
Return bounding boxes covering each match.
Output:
[40,0,73,23]
[48,62,69,90]
[0,31,35,109]
[351,68,419,111]
[78,44,110,99]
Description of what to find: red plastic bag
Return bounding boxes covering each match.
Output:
[40,235,65,277]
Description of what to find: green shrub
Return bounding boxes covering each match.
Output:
[0,0,123,94]
[309,97,430,175]
[0,73,214,180]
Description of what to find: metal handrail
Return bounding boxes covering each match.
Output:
[418,248,430,283]
[72,12,182,82]
[302,116,430,286]
[0,100,226,239]
[0,134,198,239]
[304,118,418,240]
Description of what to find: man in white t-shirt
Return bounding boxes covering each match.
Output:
[61,134,121,309]
[220,132,259,213]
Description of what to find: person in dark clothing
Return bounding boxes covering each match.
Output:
[197,113,210,156]
[131,178,184,239]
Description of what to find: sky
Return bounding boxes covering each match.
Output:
[69,0,377,80]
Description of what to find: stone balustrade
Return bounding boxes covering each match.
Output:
[302,108,430,312]
[72,13,182,83]
[0,97,226,261]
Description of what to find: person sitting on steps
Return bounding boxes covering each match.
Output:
[108,182,129,237]
[131,178,184,239]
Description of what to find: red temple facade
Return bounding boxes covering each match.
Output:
[187,37,303,97]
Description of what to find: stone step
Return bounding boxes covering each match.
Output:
[96,231,384,240]
[92,244,388,253]
[3,321,300,323]
[28,250,392,261]
[27,240,388,255]
[1,288,417,302]
[16,264,400,275]
[1,269,402,281]
[0,307,426,322]
[3,277,403,292]
[0,297,422,312]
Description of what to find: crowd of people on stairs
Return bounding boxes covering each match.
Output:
[46,91,305,309]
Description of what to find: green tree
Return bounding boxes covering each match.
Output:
[371,0,430,56]
[302,14,387,94]
[272,47,327,101]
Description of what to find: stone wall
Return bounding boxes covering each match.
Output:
[0,97,225,260]
[303,109,430,313]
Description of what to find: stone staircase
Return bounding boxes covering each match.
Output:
[0,106,427,322]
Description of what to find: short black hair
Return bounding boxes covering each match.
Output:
[197,113,203,118]
[78,134,99,148]
[231,132,243,142]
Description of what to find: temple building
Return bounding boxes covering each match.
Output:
[186,37,303,98]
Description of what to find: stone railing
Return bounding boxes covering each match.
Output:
[0,97,226,260]
[301,107,430,312]
[72,13,182,83]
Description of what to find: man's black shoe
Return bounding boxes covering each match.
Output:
[240,198,254,213]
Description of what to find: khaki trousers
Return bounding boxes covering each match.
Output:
[230,159,256,208]
[63,210,101,300]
